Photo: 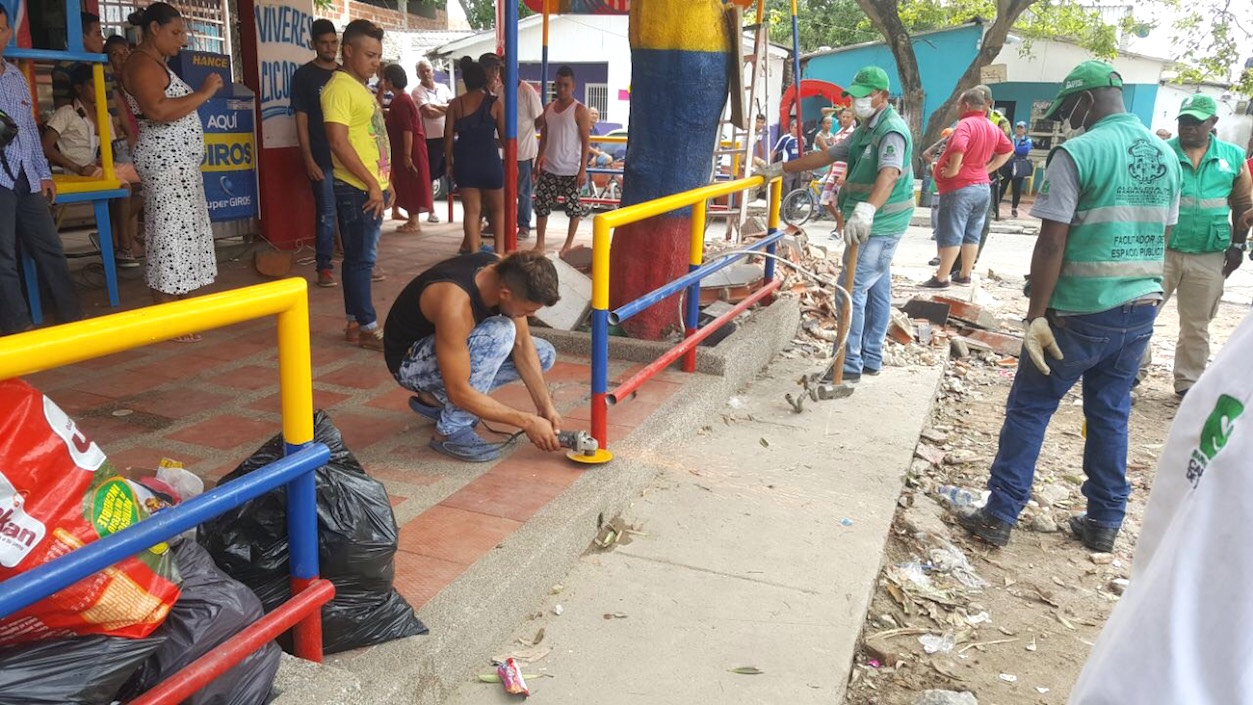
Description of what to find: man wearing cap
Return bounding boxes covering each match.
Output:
[1148,94,1251,397]
[958,61,1181,553]
[766,66,914,382]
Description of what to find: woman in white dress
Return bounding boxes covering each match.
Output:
[121,2,221,340]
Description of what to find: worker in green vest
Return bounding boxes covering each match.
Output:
[765,65,915,382]
[957,61,1181,553]
[1149,94,1252,397]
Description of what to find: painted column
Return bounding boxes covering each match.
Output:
[611,0,730,340]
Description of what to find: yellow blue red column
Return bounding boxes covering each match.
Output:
[610,0,731,340]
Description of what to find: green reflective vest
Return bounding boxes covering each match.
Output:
[838,105,915,237]
[1048,113,1181,314]
[1167,136,1246,253]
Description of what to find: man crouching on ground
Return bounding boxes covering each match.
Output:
[383,250,562,462]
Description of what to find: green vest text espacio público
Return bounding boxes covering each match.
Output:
[838,105,915,237]
[1166,135,1246,254]
[1046,113,1181,314]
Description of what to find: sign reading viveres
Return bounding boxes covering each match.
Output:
[255,0,315,149]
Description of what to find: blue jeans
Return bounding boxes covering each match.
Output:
[517,158,533,231]
[984,303,1158,529]
[333,181,383,328]
[935,183,990,248]
[393,316,557,436]
[837,234,902,375]
[311,164,336,273]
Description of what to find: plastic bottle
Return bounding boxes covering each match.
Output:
[934,485,987,509]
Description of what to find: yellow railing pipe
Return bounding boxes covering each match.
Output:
[596,175,764,231]
[0,279,315,446]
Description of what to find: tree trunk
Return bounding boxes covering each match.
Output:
[856,0,925,139]
[612,0,731,340]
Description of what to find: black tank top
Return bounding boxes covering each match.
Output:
[383,252,500,374]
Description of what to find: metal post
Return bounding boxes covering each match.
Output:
[764,177,780,282]
[684,200,706,373]
[541,0,550,106]
[590,216,611,447]
[790,0,803,146]
[277,298,322,663]
[67,0,83,53]
[504,0,519,253]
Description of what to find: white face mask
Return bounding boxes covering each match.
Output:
[853,96,876,120]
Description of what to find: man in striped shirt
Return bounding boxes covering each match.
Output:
[0,4,82,334]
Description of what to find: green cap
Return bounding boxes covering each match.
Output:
[1177,94,1217,121]
[844,66,890,98]
[1042,60,1123,120]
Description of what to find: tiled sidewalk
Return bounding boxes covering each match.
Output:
[21,217,685,612]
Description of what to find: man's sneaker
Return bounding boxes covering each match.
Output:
[920,276,951,289]
[1068,514,1119,553]
[956,507,1012,547]
[115,250,141,268]
[429,427,501,462]
[517,228,531,240]
[951,274,972,285]
[344,322,360,344]
[317,270,337,288]
[372,268,387,282]
[408,395,442,423]
[358,327,384,351]
[928,256,941,266]
[863,366,880,376]
[820,367,860,384]
[427,213,440,224]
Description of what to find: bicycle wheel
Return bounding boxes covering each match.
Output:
[781,188,817,227]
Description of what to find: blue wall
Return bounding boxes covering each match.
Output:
[802,24,984,129]
[987,81,1158,135]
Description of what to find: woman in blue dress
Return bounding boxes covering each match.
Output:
[444,56,505,254]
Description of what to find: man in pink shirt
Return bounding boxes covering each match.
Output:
[923,88,1013,288]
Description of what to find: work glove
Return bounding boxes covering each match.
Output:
[760,161,785,183]
[843,201,876,247]
[1022,317,1063,375]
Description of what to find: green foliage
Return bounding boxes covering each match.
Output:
[459,0,534,31]
[1014,2,1125,59]
[1171,0,1253,96]
[763,0,878,51]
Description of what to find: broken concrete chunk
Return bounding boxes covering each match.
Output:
[1035,484,1071,508]
[1090,552,1115,565]
[943,449,979,465]
[915,443,947,466]
[1032,514,1058,533]
[912,691,978,705]
[920,428,949,444]
[862,637,899,667]
[961,328,1023,358]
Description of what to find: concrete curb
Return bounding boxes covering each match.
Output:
[271,297,801,704]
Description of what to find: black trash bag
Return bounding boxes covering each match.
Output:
[200,410,427,655]
[119,539,281,705]
[0,634,164,704]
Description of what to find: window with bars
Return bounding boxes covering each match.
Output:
[584,83,608,114]
[97,0,227,55]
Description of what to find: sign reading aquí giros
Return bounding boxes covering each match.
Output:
[254,0,315,149]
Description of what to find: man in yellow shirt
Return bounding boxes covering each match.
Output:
[322,19,391,351]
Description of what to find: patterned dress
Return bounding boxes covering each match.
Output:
[125,64,216,295]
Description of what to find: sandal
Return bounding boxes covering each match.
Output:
[396,223,421,234]
[429,427,501,462]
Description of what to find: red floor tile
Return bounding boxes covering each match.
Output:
[194,338,277,362]
[123,353,232,382]
[565,397,661,428]
[545,360,592,384]
[493,445,596,484]
[309,343,360,368]
[208,364,282,391]
[615,378,683,405]
[44,388,115,415]
[365,464,441,486]
[247,388,351,414]
[76,370,173,399]
[107,446,204,475]
[325,411,413,451]
[364,386,414,412]
[397,505,521,566]
[490,383,535,410]
[21,367,83,391]
[440,466,572,522]
[393,551,466,610]
[317,364,395,390]
[74,349,151,370]
[166,414,277,450]
[79,414,149,448]
[124,388,237,420]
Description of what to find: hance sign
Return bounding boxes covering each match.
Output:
[255,0,315,149]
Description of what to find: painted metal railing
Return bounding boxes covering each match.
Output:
[0,279,334,703]
[589,175,784,449]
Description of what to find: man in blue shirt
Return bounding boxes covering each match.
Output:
[0,4,82,334]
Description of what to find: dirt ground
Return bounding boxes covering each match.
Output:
[841,270,1250,705]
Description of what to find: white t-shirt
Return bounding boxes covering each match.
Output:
[1069,310,1253,705]
[46,100,113,168]
[411,81,453,140]
[516,81,543,162]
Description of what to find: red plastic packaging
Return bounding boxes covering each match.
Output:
[0,379,181,647]
[497,657,530,696]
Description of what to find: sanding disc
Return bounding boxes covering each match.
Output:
[567,448,613,465]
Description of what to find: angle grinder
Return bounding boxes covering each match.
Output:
[557,430,613,465]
